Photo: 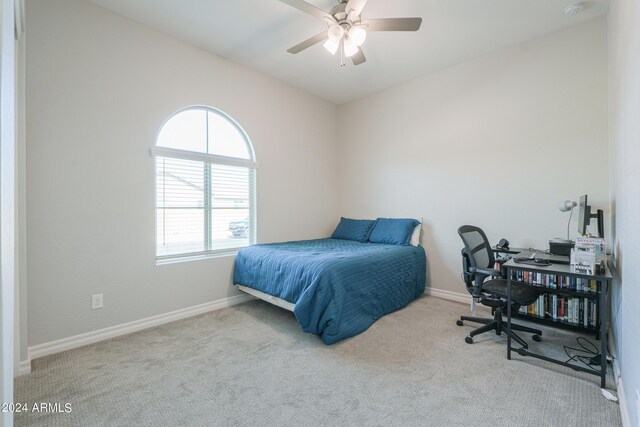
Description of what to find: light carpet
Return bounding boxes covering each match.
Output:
[15,296,621,426]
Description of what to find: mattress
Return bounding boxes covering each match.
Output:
[233,238,426,344]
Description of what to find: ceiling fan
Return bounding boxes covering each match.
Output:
[280,0,422,67]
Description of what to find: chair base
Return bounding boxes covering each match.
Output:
[456,308,542,348]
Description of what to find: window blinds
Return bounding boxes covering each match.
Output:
[152,148,256,259]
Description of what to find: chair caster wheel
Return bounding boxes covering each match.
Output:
[456,320,464,326]
[465,336,473,344]
[532,334,541,342]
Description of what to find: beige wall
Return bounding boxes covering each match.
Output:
[337,18,608,296]
[608,0,640,425]
[25,0,338,346]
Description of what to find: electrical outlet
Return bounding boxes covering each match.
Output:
[91,293,103,310]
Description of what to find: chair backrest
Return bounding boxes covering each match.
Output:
[460,247,475,294]
[457,225,495,271]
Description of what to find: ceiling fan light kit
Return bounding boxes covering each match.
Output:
[323,38,340,55]
[343,38,358,57]
[281,0,422,67]
[349,26,367,46]
[328,24,345,42]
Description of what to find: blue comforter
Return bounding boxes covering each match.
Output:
[233,238,426,344]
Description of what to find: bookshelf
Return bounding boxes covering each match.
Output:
[509,269,599,334]
[502,259,613,388]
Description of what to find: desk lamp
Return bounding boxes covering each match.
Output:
[556,200,577,243]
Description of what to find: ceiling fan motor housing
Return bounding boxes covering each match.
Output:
[329,3,349,22]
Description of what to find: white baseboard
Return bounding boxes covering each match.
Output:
[610,328,632,427]
[426,287,471,305]
[24,287,466,362]
[614,363,631,427]
[28,293,253,362]
[15,359,31,376]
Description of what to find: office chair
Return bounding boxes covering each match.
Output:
[457,225,542,348]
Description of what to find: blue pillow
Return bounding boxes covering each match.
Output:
[331,217,376,243]
[368,218,420,245]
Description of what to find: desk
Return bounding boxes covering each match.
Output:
[493,246,571,265]
[492,245,526,255]
[504,259,612,388]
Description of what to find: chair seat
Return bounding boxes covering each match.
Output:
[482,279,540,306]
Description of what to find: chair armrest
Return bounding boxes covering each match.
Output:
[469,267,502,278]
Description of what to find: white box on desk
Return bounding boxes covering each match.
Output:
[575,237,606,264]
[571,244,596,273]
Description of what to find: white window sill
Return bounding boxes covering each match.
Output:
[156,249,241,266]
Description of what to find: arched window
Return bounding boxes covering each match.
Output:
[151,106,257,261]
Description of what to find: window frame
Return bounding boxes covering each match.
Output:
[151,106,258,264]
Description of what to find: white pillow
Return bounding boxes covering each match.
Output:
[410,222,422,246]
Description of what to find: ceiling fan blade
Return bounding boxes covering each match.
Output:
[279,0,335,22]
[351,48,366,66]
[345,0,369,19]
[363,17,422,32]
[287,32,328,54]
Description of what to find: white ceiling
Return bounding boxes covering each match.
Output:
[88,0,609,104]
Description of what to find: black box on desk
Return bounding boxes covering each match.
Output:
[549,239,574,256]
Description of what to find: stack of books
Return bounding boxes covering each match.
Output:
[510,271,597,292]
[518,295,598,327]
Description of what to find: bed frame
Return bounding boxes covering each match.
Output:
[237,285,295,312]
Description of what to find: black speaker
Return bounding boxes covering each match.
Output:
[549,239,574,256]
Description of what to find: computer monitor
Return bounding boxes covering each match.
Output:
[577,195,588,235]
[577,194,604,238]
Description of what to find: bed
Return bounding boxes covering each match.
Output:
[233,238,426,344]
